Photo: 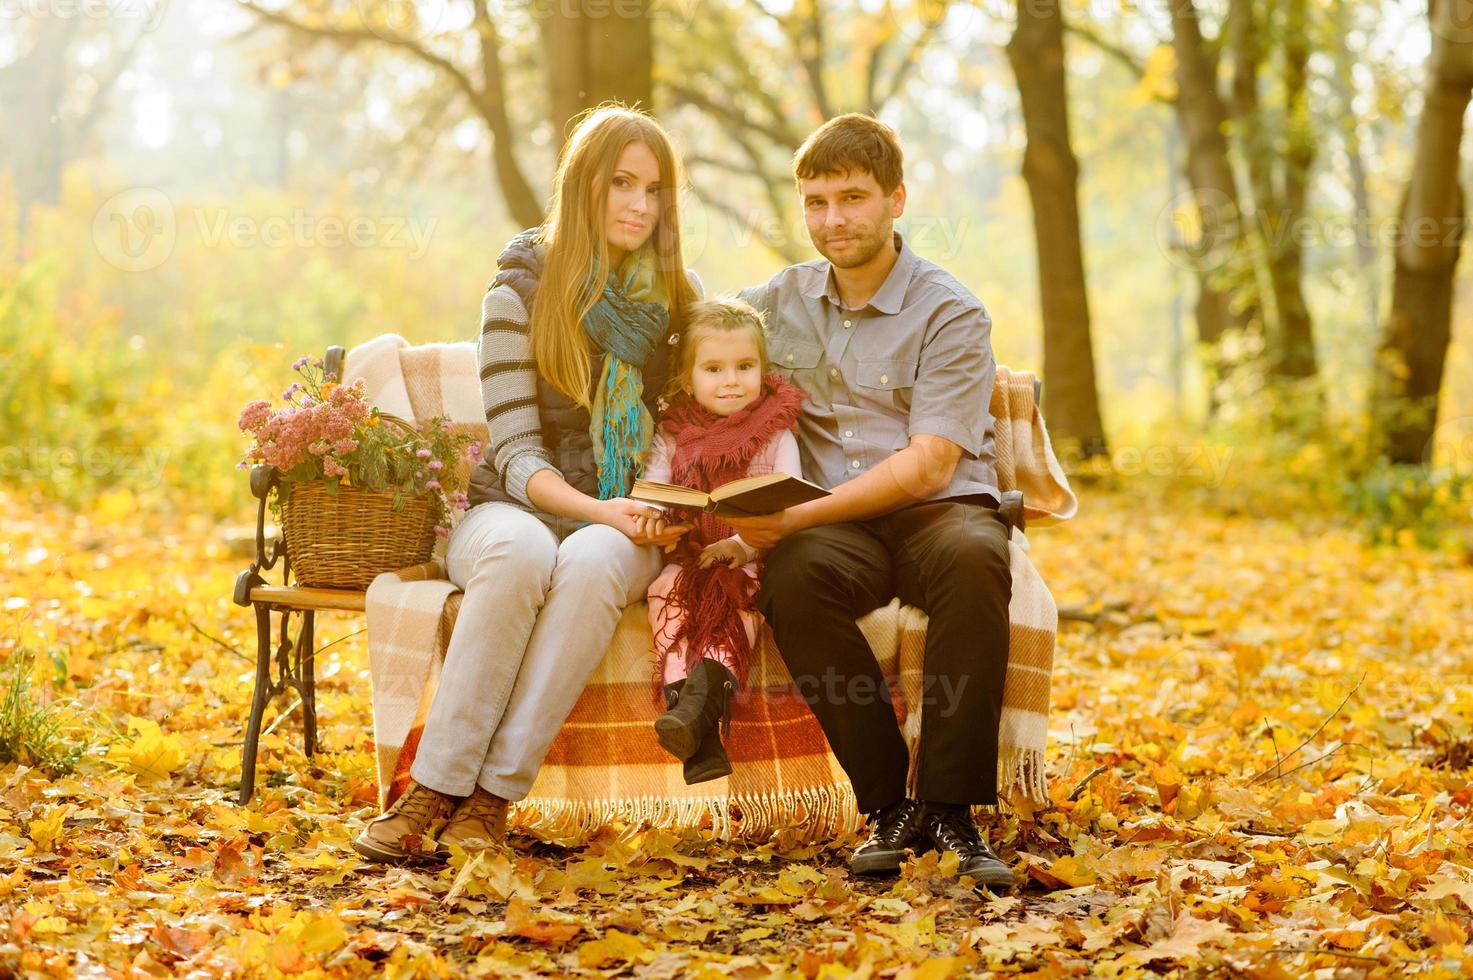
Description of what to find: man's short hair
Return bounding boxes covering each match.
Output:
[793,113,904,194]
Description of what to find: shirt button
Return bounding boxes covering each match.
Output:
[843,320,852,328]
[785,354,793,363]
[851,460,860,469]
[845,430,853,438]
[829,368,838,379]
[880,374,888,384]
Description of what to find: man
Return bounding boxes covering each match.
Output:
[725,113,1013,888]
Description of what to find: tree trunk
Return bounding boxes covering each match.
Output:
[542,6,654,154]
[1170,0,1256,394]
[1331,0,1380,333]
[1371,0,1472,464]
[5,18,79,238]
[1006,0,1107,457]
[1268,0,1317,378]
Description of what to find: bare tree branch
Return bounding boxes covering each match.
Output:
[689,186,806,265]
[71,24,146,145]
[231,0,541,226]
[743,0,830,119]
[685,153,761,179]
[469,0,540,225]
[232,0,482,109]
[874,17,940,109]
[1064,21,1146,81]
[795,0,833,119]
[699,18,808,147]
[665,81,799,150]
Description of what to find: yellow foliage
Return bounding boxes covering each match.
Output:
[4,485,1473,975]
[104,716,188,781]
[27,805,69,853]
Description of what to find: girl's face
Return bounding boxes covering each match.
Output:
[602,141,662,266]
[688,329,763,417]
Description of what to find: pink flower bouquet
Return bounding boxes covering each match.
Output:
[238,356,479,536]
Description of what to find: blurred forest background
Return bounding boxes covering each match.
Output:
[5,5,1473,972]
[2,0,1471,548]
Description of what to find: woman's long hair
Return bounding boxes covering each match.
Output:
[532,104,697,410]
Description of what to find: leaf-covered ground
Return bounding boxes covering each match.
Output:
[3,487,1473,977]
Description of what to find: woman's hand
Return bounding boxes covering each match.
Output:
[698,539,748,568]
[594,498,693,548]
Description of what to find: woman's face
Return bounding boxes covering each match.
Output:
[602,141,663,266]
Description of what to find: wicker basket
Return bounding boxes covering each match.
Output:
[281,481,438,590]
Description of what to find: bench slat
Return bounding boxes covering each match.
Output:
[249,585,367,612]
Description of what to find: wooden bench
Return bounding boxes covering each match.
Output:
[231,344,1039,805]
[230,346,366,804]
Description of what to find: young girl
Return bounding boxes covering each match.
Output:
[636,297,806,784]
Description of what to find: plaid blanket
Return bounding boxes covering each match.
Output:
[355,335,1077,839]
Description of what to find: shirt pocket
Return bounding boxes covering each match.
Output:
[765,333,824,386]
[856,358,916,391]
[856,358,917,431]
[769,335,824,372]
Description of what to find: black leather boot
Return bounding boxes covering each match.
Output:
[654,658,736,763]
[682,724,733,784]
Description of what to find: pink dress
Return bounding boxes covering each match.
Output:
[644,425,803,686]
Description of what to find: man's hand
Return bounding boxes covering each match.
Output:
[722,507,807,550]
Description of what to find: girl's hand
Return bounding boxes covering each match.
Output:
[595,498,692,547]
[698,539,748,568]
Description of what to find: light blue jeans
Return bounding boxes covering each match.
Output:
[410,502,663,800]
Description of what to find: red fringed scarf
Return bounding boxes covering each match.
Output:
[655,373,806,687]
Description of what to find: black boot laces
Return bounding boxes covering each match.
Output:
[866,798,922,848]
[929,806,994,858]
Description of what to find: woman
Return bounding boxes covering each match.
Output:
[354,105,699,863]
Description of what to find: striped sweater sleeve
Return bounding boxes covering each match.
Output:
[479,285,557,506]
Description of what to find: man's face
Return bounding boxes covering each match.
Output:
[799,169,905,269]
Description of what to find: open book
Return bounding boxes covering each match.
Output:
[632,472,830,517]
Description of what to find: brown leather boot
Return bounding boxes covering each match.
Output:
[437,785,509,855]
[352,780,456,864]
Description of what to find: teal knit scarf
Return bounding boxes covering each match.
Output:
[584,245,669,499]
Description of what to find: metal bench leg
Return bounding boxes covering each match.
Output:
[300,610,317,757]
[239,602,273,804]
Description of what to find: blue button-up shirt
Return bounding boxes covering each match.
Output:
[738,233,1000,504]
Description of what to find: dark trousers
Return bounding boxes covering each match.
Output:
[756,499,1012,814]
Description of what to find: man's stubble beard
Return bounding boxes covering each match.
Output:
[816,217,893,270]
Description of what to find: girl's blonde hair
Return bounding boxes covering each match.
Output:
[665,297,770,404]
[531,104,697,409]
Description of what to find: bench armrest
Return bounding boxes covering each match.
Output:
[374,559,450,586]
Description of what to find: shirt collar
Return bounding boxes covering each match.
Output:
[803,232,916,315]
